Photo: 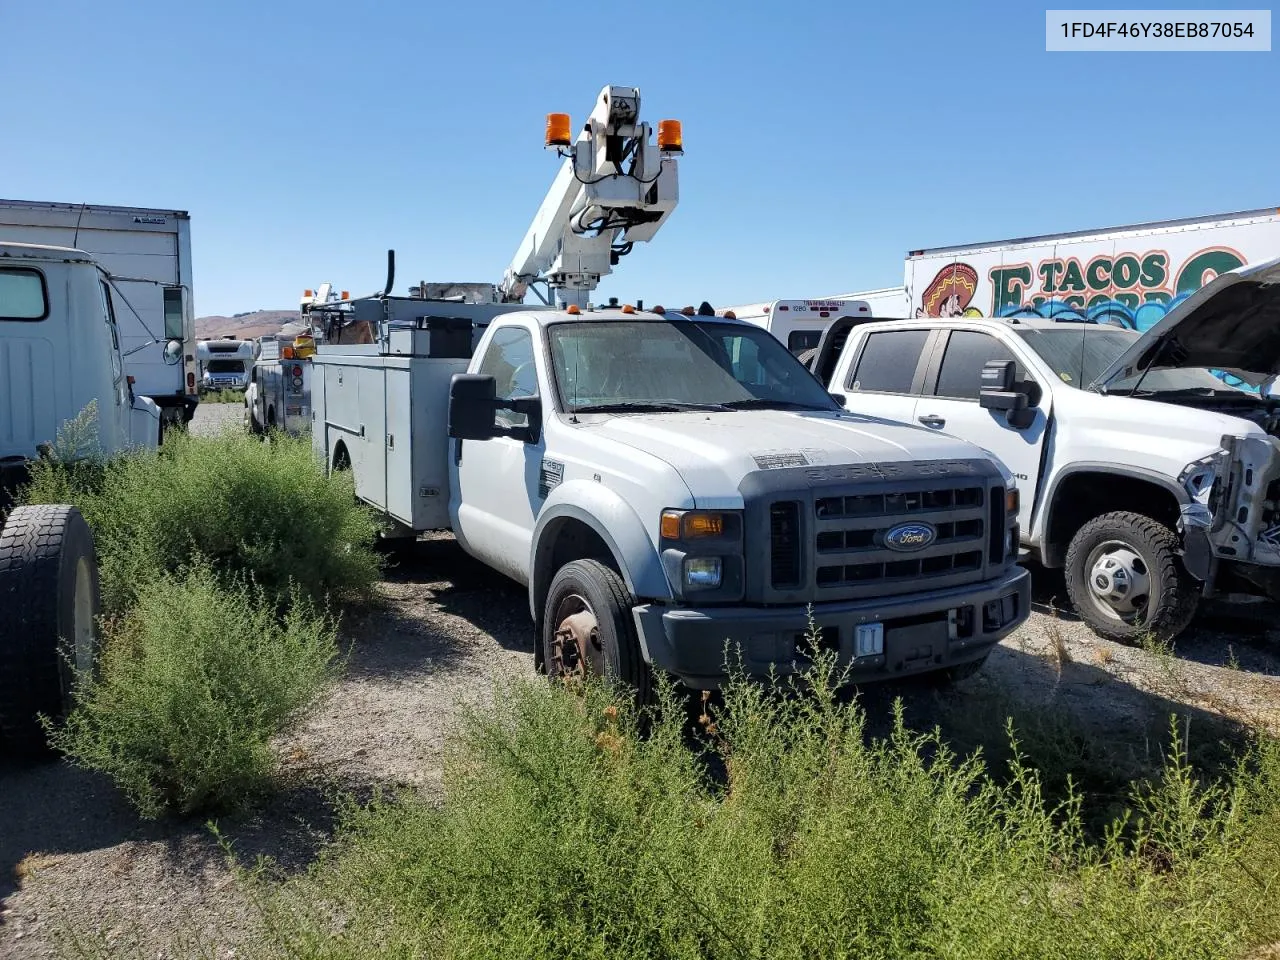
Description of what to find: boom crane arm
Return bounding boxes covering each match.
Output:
[499,85,682,308]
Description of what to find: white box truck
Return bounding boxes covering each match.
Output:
[0,199,199,428]
[717,299,873,359]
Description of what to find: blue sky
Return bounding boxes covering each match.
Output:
[2,0,1275,316]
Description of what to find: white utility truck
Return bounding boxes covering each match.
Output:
[0,199,200,427]
[811,256,1280,644]
[308,86,1028,695]
[717,299,873,358]
[246,335,311,435]
[0,242,161,754]
[197,336,255,391]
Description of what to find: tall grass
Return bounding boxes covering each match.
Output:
[23,425,380,614]
[244,656,1280,960]
[49,563,342,819]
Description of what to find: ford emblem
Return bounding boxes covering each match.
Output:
[884,522,936,552]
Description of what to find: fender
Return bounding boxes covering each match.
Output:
[1038,461,1201,570]
[528,479,672,620]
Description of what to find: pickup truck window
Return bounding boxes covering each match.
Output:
[787,330,821,355]
[846,330,930,394]
[478,326,538,428]
[0,268,49,321]
[934,330,1020,400]
[549,319,838,413]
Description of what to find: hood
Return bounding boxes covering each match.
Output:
[576,409,1002,504]
[1097,255,1280,389]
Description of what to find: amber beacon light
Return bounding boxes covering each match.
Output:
[657,119,683,153]
[545,112,572,148]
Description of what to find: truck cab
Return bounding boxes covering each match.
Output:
[815,256,1280,643]
[312,296,1029,694]
[1,242,161,487]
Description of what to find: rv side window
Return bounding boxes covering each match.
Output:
[787,330,821,355]
[846,330,930,394]
[163,287,184,339]
[0,268,49,321]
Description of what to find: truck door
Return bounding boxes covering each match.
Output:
[451,324,545,585]
[835,327,934,426]
[98,279,131,443]
[912,328,1048,532]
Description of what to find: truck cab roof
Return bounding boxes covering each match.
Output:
[0,241,97,263]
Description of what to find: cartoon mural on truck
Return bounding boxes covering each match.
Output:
[912,246,1248,330]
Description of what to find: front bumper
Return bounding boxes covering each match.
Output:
[632,566,1030,690]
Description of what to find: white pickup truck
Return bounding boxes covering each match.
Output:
[0,241,162,753]
[810,257,1280,644]
[311,295,1028,695]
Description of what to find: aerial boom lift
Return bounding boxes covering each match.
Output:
[499,85,683,308]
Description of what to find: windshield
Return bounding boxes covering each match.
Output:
[547,319,839,413]
[1014,326,1257,396]
[206,359,246,373]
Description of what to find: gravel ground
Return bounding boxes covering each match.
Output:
[1,403,1276,956]
[185,400,244,438]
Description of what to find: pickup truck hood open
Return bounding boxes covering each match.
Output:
[577,408,999,504]
[1097,255,1280,389]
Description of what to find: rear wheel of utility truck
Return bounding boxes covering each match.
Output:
[0,505,101,757]
[1064,511,1198,645]
[542,560,654,705]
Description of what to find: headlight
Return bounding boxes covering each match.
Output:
[683,557,723,589]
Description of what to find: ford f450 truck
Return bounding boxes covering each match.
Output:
[311,295,1028,694]
[811,256,1280,645]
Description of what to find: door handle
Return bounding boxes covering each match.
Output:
[918,414,946,428]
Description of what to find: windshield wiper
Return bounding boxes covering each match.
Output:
[570,401,732,414]
[720,398,835,411]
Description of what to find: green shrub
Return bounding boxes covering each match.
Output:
[48,563,342,819]
[253,658,1280,960]
[199,388,246,404]
[23,426,380,614]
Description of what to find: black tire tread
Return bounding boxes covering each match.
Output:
[546,559,653,705]
[0,505,96,754]
[1064,510,1198,644]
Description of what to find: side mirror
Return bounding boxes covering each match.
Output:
[448,374,541,442]
[162,339,183,366]
[828,391,847,407]
[979,359,1038,429]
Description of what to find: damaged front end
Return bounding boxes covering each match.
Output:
[1179,434,1280,598]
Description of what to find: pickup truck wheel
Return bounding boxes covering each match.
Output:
[1064,511,1198,645]
[543,560,653,704]
[0,505,101,756]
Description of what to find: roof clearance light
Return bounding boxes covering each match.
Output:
[545,112,572,148]
[657,119,683,153]
[722,310,737,319]
[778,305,789,311]
[341,290,350,300]
[622,304,636,314]
[566,304,581,315]
[304,289,313,298]
[652,305,666,315]
[681,306,695,316]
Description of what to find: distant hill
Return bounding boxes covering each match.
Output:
[196,310,299,341]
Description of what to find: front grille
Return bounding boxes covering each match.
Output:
[766,478,998,601]
[769,501,801,588]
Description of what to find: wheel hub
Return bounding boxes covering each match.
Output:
[550,602,601,680]
[1087,543,1151,619]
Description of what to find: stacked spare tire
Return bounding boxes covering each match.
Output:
[0,504,101,757]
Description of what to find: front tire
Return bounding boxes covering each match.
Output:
[0,505,102,756]
[542,560,652,703]
[1064,511,1198,644]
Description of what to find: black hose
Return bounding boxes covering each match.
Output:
[382,249,395,297]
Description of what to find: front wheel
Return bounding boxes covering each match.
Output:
[1064,511,1198,645]
[542,559,652,704]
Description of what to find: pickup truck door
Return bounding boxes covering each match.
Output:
[451,324,546,585]
[833,327,934,426]
[912,328,1049,532]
